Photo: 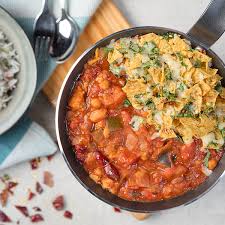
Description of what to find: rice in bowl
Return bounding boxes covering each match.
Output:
[0,29,20,110]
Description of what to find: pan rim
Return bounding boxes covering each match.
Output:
[56,26,225,212]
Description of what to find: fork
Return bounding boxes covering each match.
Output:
[33,0,56,61]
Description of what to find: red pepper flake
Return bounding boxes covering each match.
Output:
[15,205,29,217]
[43,171,54,188]
[47,152,56,161]
[52,195,64,211]
[30,214,44,223]
[64,210,73,219]
[35,182,43,194]
[33,207,41,212]
[7,181,18,189]
[0,189,8,207]
[0,210,11,222]
[30,158,40,170]
[113,207,121,213]
[28,189,36,200]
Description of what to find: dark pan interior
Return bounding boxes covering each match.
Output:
[56,26,225,212]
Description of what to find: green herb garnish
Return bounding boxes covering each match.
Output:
[215,82,222,93]
[109,64,121,77]
[130,42,140,52]
[162,89,177,101]
[103,47,113,54]
[161,32,175,40]
[145,99,155,109]
[178,83,186,92]
[208,141,219,149]
[176,113,194,118]
[3,174,10,181]
[165,68,173,80]
[176,52,188,68]
[193,59,202,68]
[123,99,132,107]
[203,106,214,115]
[204,151,211,167]
[142,58,161,68]
[220,128,225,139]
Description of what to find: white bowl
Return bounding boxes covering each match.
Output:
[0,7,37,135]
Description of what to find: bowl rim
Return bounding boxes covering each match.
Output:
[0,6,37,135]
[56,26,225,212]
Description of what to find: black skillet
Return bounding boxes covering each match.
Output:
[56,0,225,213]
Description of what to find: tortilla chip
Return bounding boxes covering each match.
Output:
[122,80,148,109]
[152,97,164,110]
[205,74,222,88]
[199,81,211,96]
[176,124,193,143]
[169,35,190,52]
[183,68,195,86]
[129,53,143,69]
[107,49,122,64]
[139,33,161,46]
[179,115,216,137]
[193,50,211,63]
[160,127,177,139]
[148,67,164,84]
[158,39,173,54]
[203,89,219,108]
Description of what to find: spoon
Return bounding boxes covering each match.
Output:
[50,0,79,63]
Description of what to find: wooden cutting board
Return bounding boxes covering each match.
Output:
[43,0,129,106]
[43,0,150,220]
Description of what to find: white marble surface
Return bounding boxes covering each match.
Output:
[1,0,225,224]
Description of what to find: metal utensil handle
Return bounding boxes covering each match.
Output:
[60,0,68,12]
[187,0,225,49]
[42,0,49,12]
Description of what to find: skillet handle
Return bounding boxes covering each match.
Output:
[187,0,225,49]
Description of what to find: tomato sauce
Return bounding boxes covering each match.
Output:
[66,59,223,202]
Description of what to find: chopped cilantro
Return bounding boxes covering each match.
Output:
[145,99,155,109]
[103,47,113,54]
[178,83,186,92]
[175,102,195,118]
[193,59,202,68]
[203,106,214,115]
[162,89,177,101]
[215,82,222,93]
[118,48,128,54]
[204,151,211,167]
[208,141,219,149]
[165,69,173,80]
[109,64,121,77]
[134,94,143,99]
[176,113,194,118]
[181,61,188,68]
[120,38,131,49]
[123,99,132,107]
[130,42,140,52]
[142,58,161,68]
[220,128,225,139]
[183,102,192,111]
[151,46,159,55]
[161,32,175,40]
[176,52,188,68]
[176,52,184,60]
